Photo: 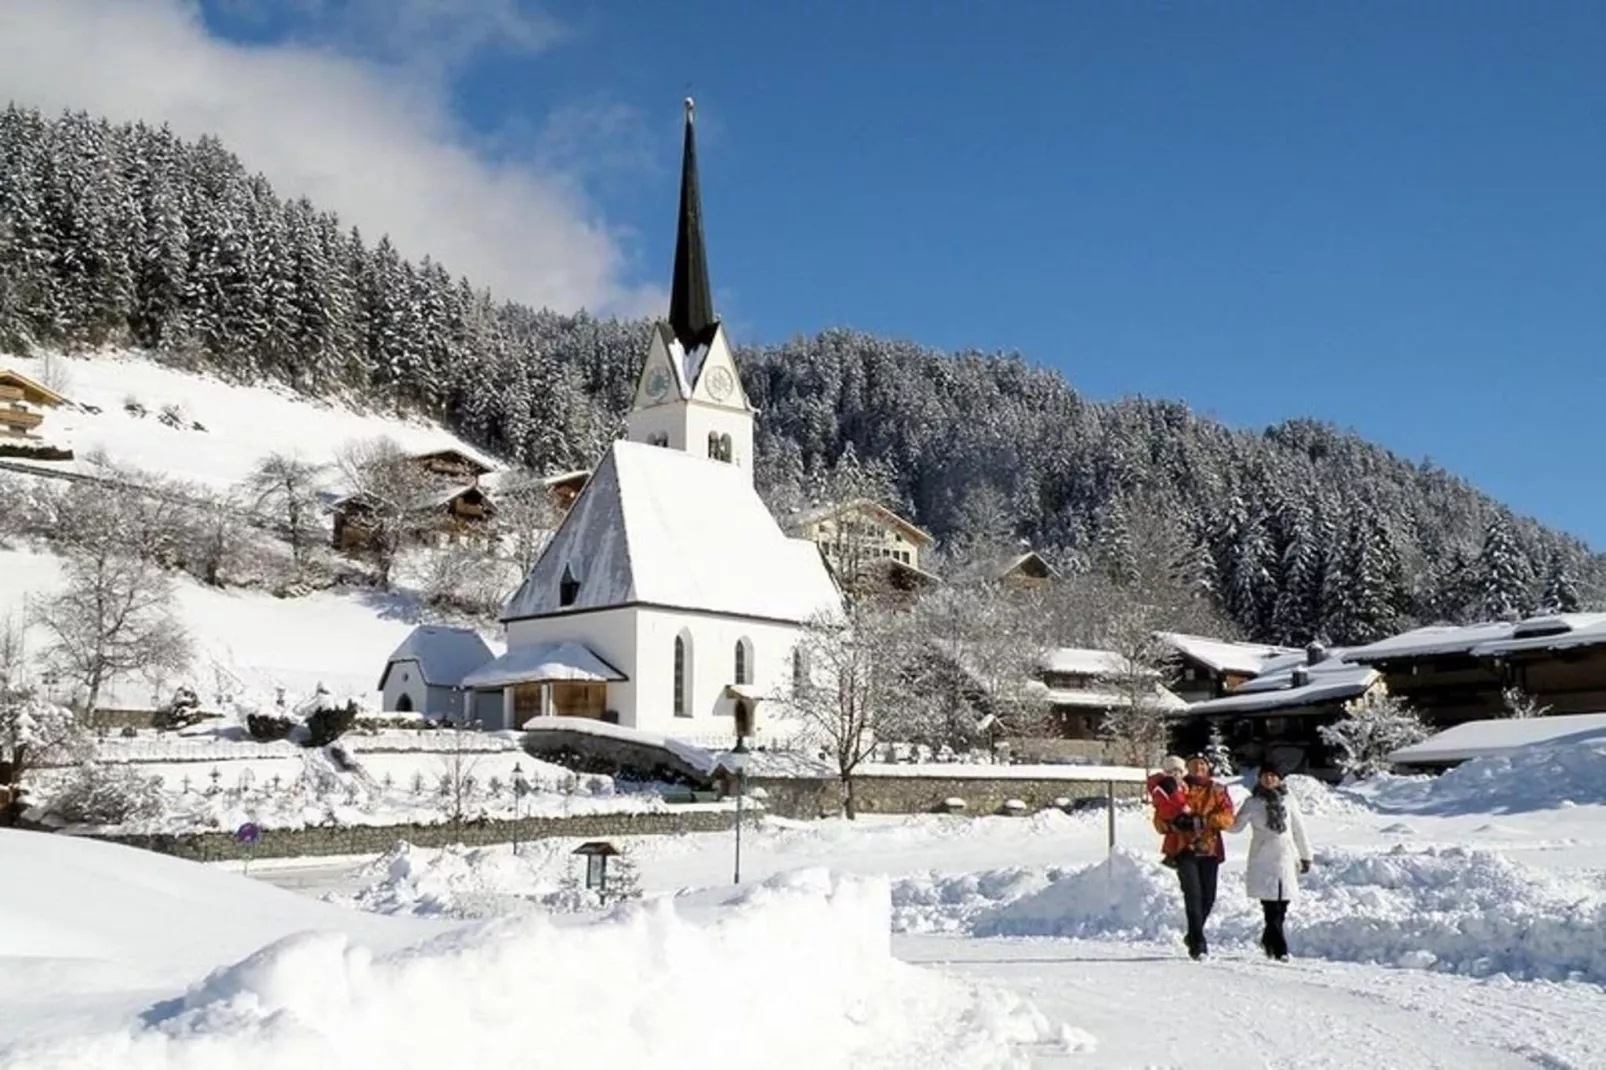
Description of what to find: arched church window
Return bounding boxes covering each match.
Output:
[559,565,580,607]
[707,432,721,459]
[719,434,733,463]
[734,638,753,685]
[674,633,691,717]
[649,432,669,448]
[395,692,414,713]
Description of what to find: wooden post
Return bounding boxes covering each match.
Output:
[1106,779,1117,855]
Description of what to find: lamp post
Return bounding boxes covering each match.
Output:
[722,735,751,885]
[511,761,530,856]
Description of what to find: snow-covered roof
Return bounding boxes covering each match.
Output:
[501,440,842,625]
[1155,632,1297,677]
[378,626,496,690]
[1026,680,1188,712]
[523,715,720,774]
[1388,712,1606,766]
[460,642,626,689]
[1349,613,1606,664]
[1039,647,1153,678]
[1188,648,1379,717]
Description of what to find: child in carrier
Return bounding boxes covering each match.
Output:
[1147,755,1193,868]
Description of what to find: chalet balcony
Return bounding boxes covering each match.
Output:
[0,406,43,435]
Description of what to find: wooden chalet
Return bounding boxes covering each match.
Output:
[1178,645,1381,781]
[795,498,936,573]
[1347,614,1606,729]
[0,369,71,456]
[994,549,1058,589]
[410,448,493,481]
[1156,632,1299,703]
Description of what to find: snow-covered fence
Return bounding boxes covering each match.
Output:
[84,737,304,765]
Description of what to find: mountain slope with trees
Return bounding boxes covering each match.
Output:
[1,105,1598,645]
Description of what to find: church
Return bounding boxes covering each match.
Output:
[447,99,842,745]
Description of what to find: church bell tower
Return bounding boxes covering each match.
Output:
[626,98,756,481]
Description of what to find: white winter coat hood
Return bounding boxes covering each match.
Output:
[1231,789,1313,902]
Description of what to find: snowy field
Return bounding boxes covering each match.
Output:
[237,749,1606,1069]
[4,708,1606,1065]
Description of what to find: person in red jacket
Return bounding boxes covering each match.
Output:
[1152,754,1236,959]
[1146,755,1191,867]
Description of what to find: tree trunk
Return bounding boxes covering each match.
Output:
[841,773,858,819]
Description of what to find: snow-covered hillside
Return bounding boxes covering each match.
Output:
[0,350,510,710]
[0,547,460,709]
[1,350,494,488]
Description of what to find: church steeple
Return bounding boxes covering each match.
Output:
[668,97,717,351]
[626,96,754,481]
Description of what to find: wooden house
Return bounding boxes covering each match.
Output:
[0,369,70,453]
[994,549,1058,589]
[795,498,935,574]
[1156,632,1299,703]
[410,448,493,481]
[1179,645,1381,780]
[1347,614,1606,729]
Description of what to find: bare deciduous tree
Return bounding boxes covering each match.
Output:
[335,437,446,585]
[491,469,562,574]
[244,453,324,568]
[790,598,918,817]
[1091,606,1183,768]
[33,549,191,719]
[907,580,1052,753]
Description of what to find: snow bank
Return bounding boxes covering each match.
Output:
[3,870,1057,1070]
[1358,738,1606,814]
[331,840,570,918]
[902,847,1606,984]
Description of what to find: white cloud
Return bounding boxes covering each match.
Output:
[0,0,664,317]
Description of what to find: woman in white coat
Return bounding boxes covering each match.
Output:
[1229,765,1313,960]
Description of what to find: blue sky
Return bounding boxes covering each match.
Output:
[188,4,1606,546]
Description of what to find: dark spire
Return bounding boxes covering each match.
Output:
[668,97,717,350]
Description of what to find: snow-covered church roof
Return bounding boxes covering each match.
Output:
[501,440,842,625]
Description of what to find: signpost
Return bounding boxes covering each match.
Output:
[235,821,261,875]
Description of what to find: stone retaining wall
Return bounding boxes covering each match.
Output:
[747,773,1142,819]
[82,808,737,862]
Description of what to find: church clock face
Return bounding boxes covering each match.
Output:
[645,366,671,401]
[706,366,735,402]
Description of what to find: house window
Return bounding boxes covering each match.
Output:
[734,638,753,686]
[559,565,580,607]
[674,633,691,717]
[792,646,809,693]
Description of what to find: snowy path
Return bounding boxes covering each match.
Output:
[896,935,1603,1069]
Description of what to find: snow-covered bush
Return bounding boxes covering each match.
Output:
[246,712,297,742]
[46,762,164,825]
[1,692,88,780]
[305,701,358,747]
[1318,689,1428,779]
[1205,722,1235,776]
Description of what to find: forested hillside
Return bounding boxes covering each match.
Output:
[1,105,1598,645]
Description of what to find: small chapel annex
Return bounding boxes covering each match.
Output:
[432,99,842,745]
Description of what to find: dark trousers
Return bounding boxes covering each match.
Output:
[1260,900,1290,958]
[1174,853,1220,955]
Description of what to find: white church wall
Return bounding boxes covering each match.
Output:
[633,607,807,744]
[504,609,639,723]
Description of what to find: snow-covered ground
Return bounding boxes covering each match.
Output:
[233,753,1606,1068]
[1,350,491,490]
[32,728,667,835]
[0,832,1053,1069]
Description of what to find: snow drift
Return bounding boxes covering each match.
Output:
[895,847,1606,984]
[1356,738,1606,814]
[0,848,1055,1070]
[331,840,572,918]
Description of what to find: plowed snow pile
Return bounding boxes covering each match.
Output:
[893,846,1606,983]
[0,832,1056,1070]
